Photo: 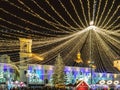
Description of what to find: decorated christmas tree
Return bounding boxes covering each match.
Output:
[52,54,65,85]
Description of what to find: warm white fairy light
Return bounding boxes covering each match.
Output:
[100,0,116,27]
[79,0,89,26]
[45,0,78,31]
[94,0,102,26]
[31,0,73,31]
[97,0,108,26]
[90,21,94,26]
[70,0,86,28]
[58,0,83,29]
[0,0,119,72]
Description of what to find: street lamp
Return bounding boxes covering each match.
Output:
[88,60,96,85]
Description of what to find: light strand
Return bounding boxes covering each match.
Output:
[100,0,116,27]
[97,0,108,26]
[0,18,58,37]
[106,16,120,30]
[0,8,70,34]
[87,0,91,23]
[31,0,74,32]
[58,0,83,29]
[5,0,75,33]
[94,32,115,72]
[94,0,102,26]
[70,0,86,28]
[111,24,120,30]
[45,0,78,31]
[92,0,97,22]
[103,6,120,28]
[79,0,89,26]
[17,0,71,33]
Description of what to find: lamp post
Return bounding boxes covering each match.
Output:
[88,60,95,85]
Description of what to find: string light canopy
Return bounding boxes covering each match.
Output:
[0,0,119,73]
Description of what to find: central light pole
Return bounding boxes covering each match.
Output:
[88,21,96,85]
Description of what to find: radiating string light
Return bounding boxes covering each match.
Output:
[79,0,89,26]
[58,0,83,29]
[32,32,77,47]
[110,24,120,31]
[97,0,108,26]
[106,16,120,30]
[17,0,73,33]
[0,29,23,39]
[35,30,88,64]
[103,6,120,29]
[95,31,119,72]
[0,18,61,37]
[94,0,102,26]
[33,36,79,64]
[32,34,77,50]
[0,8,70,34]
[31,0,74,32]
[0,25,46,40]
[99,28,120,36]
[92,0,97,23]
[106,16,120,29]
[0,25,28,37]
[5,0,75,33]
[45,0,78,31]
[96,29,120,50]
[94,35,104,72]
[65,31,89,64]
[94,31,115,71]
[70,0,86,28]
[87,0,91,23]
[40,29,88,56]
[100,0,116,27]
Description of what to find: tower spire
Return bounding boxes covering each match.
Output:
[75,51,83,63]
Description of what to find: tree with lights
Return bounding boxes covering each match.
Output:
[65,71,74,84]
[52,54,65,85]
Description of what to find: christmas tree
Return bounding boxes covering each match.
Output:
[52,54,65,85]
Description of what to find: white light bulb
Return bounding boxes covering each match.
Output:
[90,21,94,26]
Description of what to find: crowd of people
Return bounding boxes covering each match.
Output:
[0,85,72,90]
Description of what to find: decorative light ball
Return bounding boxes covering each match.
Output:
[26,73,31,77]
[114,81,119,85]
[107,80,112,85]
[99,80,105,85]
[90,21,94,25]
[20,82,23,84]
[15,81,19,84]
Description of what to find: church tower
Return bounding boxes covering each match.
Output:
[19,38,32,83]
[19,38,32,65]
